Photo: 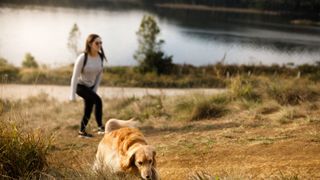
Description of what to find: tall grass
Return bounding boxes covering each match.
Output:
[267,79,319,105]
[47,163,139,180]
[228,76,262,102]
[0,122,51,178]
[174,94,229,121]
[104,76,320,122]
[2,61,319,87]
[0,99,12,115]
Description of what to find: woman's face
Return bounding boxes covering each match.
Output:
[91,37,102,52]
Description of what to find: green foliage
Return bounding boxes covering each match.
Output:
[134,15,174,75]
[135,15,161,57]
[67,23,81,58]
[138,51,174,75]
[22,53,39,68]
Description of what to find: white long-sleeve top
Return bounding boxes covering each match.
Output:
[70,53,103,101]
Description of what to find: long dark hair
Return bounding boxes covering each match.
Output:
[84,34,107,62]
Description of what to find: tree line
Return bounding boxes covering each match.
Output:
[2,0,320,16]
[146,0,320,15]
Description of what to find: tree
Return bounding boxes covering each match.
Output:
[22,53,38,68]
[0,57,9,67]
[134,15,174,75]
[67,23,81,59]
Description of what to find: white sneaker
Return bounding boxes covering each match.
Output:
[97,126,105,135]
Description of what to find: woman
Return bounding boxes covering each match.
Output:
[70,34,107,138]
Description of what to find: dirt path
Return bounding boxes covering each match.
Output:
[0,84,225,101]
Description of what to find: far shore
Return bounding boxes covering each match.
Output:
[0,84,225,102]
[156,3,280,15]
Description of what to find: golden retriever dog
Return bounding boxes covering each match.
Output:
[94,118,159,180]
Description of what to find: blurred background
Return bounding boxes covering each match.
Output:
[1,0,319,67]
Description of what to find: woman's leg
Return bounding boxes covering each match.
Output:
[76,84,103,130]
[81,99,94,132]
[93,94,103,127]
[76,85,95,132]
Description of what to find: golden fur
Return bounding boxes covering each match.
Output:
[94,118,159,180]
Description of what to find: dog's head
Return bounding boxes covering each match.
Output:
[123,145,158,180]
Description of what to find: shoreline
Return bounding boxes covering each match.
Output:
[156,3,280,16]
[156,3,320,26]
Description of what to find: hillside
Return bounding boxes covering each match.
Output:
[1,75,319,179]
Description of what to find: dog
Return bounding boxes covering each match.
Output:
[93,118,159,180]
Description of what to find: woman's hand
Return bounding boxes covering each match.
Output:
[69,95,76,102]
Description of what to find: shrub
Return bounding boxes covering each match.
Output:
[0,65,19,83]
[0,57,19,82]
[22,53,38,68]
[228,76,262,102]
[267,79,319,105]
[309,71,320,82]
[138,51,174,75]
[107,95,169,121]
[19,69,47,84]
[174,94,228,121]
[190,100,226,121]
[134,15,174,75]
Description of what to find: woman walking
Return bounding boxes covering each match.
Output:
[70,34,107,138]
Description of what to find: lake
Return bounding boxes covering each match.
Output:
[0,4,320,67]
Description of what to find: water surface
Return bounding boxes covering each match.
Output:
[0,5,319,67]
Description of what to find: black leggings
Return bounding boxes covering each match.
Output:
[76,84,103,132]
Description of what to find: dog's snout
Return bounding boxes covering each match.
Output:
[146,175,150,179]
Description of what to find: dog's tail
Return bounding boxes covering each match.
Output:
[105,118,140,133]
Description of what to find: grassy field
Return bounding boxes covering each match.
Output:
[1,75,320,179]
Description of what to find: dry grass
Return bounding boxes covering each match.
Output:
[0,118,51,178]
[1,76,320,179]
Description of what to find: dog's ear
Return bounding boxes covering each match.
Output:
[151,147,159,180]
[151,166,159,180]
[120,149,136,171]
[151,146,157,167]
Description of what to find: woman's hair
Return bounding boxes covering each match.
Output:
[84,34,107,62]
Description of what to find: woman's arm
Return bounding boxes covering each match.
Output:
[70,54,84,101]
[93,71,103,92]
